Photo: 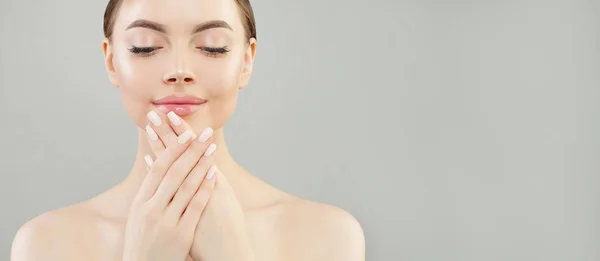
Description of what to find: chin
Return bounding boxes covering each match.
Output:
[181,109,224,132]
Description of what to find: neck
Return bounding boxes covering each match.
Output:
[103,127,257,218]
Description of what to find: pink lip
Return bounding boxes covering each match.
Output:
[153,95,207,116]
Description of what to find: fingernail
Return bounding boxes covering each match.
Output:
[178,130,194,144]
[144,155,153,167]
[198,128,214,143]
[204,143,217,156]
[147,111,162,126]
[145,125,158,141]
[167,111,181,126]
[206,165,217,180]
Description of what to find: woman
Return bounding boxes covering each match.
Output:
[10,0,365,260]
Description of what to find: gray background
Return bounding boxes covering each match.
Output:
[1,0,599,260]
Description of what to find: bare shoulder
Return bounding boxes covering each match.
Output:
[278,197,365,261]
[11,204,96,261]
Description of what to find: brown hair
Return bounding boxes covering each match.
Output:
[103,0,257,41]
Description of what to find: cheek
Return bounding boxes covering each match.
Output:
[196,55,244,129]
[113,52,163,128]
[111,48,245,131]
[199,59,240,95]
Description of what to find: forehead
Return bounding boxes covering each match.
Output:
[115,0,243,33]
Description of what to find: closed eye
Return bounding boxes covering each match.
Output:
[127,46,229,57]
[128,46,161,56]
[197,46,230,57]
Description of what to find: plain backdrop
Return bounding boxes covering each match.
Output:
[1,0,599,260]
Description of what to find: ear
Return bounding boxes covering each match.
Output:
[239,38,257,90]
[102,38,120,88]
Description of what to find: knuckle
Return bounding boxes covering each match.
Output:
[146,167,160,180]
[174,228,191,241]
[154,150,166,159]
[188,193,208,211]
[159,217,177,232]
[160,150,175,161]
[173,157,188,170]
[184,146,202,161]
[142,202,161,217]
[150,141,163,150]
[179,180,198,196]
[164,162,183,178]
[142,217,160,229]
[145,173,162,188]
[142,198,164,214]
[176,153,193,166]
[164,170,181,184]
[164,145,182,157]
[158,223,177,239]
[133,209,160,228]
[148,161,167,176]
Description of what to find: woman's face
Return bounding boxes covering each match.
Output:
[102,0,255,132]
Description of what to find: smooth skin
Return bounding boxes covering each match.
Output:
[124,116,220,261]
[126,111,255,261]
[144,112,256,261]
[10,0,365,260]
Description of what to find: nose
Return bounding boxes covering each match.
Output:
[163,47,196,85]
[163,69,196,85]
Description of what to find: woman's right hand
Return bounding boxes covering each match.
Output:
[122,111,217,261]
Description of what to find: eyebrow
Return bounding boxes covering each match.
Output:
[126,19,233,34]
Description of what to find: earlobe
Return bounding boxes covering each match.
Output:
[239,38,257,90]
[102,39,119,88]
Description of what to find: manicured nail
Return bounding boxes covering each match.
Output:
[198,128,213,143]
[147,111,162,126]
[204,143,217,156]
[178,130,194,144]
[206,165,217,180]
[144,155,153,167]
[145,125,158,141]
[167,111,182,126]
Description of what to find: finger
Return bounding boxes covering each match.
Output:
[165,141,217,220]
[166,111,197,136]
[134,130,197,203]
[147,110,180,148]
[145,124,166,155]
[151,129,215,208]
[144,154,154,171]
[179,165,218,229]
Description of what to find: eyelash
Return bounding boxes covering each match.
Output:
[128,46,230,57]
[200,47,230,57]
[128,46,159,56]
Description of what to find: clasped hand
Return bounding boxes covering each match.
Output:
[121,111,255,261]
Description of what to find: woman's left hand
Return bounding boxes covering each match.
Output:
[144,110,255,261]
[188,164,255,261]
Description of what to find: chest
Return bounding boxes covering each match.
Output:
[75,218,289,261]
